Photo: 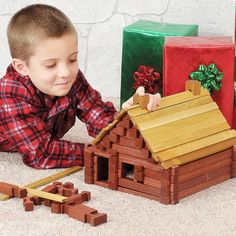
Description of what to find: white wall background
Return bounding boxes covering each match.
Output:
[0,0,235,97]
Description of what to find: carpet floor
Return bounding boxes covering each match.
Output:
[0,98,236,236]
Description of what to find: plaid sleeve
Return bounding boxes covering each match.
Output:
[75,72,117,137]
[0,82,84,169]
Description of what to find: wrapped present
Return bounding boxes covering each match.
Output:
[233,108,236,129]
[233,109,236,129]
[120,20,198,106]
[233,84,236,129]
[163,37,234,126]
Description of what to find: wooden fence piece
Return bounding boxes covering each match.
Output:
[0,166,82,201]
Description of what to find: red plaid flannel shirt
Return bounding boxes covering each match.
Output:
[0,65,117,169]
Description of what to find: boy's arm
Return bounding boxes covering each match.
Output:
[122,86,161,111]
[75,72,161,136]
[0,95,84,169]
[75,71,117,137]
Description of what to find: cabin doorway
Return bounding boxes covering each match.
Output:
[96,156,109,182]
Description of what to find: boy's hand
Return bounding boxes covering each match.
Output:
[122,86,161,111]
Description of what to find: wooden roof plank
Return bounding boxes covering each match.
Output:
[160,136,236,169]
[141,109,229,152]
[92,86,236,170]
[153,129,236,163]
[131,95,213,125]
[127,88,210,117]
[137,102,218,131]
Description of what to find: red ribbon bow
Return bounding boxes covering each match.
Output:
[133,65,161,94]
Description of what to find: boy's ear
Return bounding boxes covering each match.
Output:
[11,58,29,76]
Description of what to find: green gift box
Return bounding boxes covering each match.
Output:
[120,20,198,106]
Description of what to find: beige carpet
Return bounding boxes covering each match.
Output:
[0,98,236,236]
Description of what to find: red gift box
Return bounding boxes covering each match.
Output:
[163,37,234,126]
[233,84,236,129]
[233,107,236,129]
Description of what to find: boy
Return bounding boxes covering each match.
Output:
[0,4,161,169]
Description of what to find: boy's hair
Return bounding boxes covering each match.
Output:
[7,4,77,62]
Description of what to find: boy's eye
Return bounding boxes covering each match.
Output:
[70,59,77,63]
[45,64,56,69]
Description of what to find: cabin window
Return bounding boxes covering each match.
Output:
[97,156,109,181]
[121,162,134,180]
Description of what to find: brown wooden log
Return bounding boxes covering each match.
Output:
[119,136,144,149]
[108,133,120,143]
[119,154,162,171]
[84,175,94,184]
[93,149,111,158]
[117,187,168,203]
[144,168,161,180]
[118,178,169,197]
[23,197,34,211]
[179,174,207,191]
[207,166,231,180]
[0,182,18,197]
[116,119,133,129]
[231,160,236,168]
[133,94,149,109]
[179,149,232,175]
[94,180,109,188]
[110,126,126,136]
[112,143,150,159]
[170,166,179,204]
[134,165,144,182]
[179,158,231,183]
[84,149,95,184]
[232,145,236,161]
[185,80,201,95]
[179,174,231,199]
[179,165,230,192]
[108,154,119,190]
[103,137,112,149]
[231,168,236,177]
[126,128,139,138]
[144,177,161,188]
[121,114,130,121]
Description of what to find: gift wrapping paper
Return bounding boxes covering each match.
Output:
[120,19,198,106]
[163,37,235,126]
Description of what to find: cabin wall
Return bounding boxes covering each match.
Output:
[175,148,233,201]
[84,114,235,205]
[117,154,171,204]
[84,146,171,204]
[84,146,234,204]
[232,145,236,177]
[96,114,151,159]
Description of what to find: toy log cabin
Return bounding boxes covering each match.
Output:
[84,81,236,204]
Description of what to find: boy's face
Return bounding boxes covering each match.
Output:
[25,33,78,98]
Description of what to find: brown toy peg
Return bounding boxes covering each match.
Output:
[185,80,201,95]
[23,197,34,211]
[133,94,149,109]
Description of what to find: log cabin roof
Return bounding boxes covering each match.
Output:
[92,87,236,169]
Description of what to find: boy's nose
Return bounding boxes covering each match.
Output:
[58,65,71,78]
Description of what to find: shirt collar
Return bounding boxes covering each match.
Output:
[7,64,71,118]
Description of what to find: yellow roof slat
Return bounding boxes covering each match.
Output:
[141,109,230,153]
[160,135,236,169]
[92,86,236,170]
[131,95,213,125]
[127,88,210,118]
[137,101,218,131]
[153,129,236,166]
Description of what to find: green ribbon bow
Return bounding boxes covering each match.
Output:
[189,63,223,94]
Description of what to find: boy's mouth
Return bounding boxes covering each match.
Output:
[55,81,70,86]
